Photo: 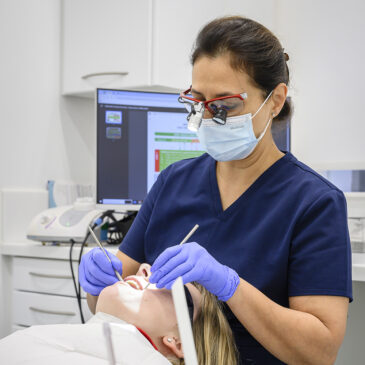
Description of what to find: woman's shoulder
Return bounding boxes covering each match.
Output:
[284,152,343,197]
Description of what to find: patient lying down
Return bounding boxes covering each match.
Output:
[0,263,238,364]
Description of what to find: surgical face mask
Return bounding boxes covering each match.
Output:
[196,91,273,161]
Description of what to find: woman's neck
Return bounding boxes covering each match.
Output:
[216,135,284,183]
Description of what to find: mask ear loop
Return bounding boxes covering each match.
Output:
[253,91,274,142]
[251,90,273,119]
[257,114,274,142]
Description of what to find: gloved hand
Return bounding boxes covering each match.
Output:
[79,248,123,296]
[149,242,240,301]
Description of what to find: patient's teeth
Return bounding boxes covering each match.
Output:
[126,280,138,290]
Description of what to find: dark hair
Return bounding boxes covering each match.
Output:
[191,16,292,122]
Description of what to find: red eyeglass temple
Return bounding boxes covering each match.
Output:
[180,87,247,114]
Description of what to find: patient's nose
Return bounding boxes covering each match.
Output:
[136,263,152,282]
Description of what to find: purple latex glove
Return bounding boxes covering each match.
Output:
[149,242,240,301]
[79,248,123,296]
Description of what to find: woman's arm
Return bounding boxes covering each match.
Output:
[86,250,141,314]
[227,278,349,365]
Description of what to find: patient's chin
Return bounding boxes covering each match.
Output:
[96,285,119,313]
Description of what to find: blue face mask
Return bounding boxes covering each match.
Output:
[196,91,273,162]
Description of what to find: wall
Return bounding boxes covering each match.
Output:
[152,0,277,89]
[0,0,95,191]
[275,0,365,169]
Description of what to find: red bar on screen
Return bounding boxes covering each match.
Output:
[155,150,160,172]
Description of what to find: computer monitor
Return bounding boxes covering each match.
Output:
[96,88,291,211]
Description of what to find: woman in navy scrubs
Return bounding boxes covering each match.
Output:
[80,17,352,364]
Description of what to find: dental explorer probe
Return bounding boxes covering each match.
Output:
[145,224,199,289]
[88,226,124,282]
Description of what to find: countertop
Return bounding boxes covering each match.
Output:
[1,241,365,281]
[0,240,119,260]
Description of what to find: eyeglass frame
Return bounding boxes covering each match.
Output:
[178,87,248,115]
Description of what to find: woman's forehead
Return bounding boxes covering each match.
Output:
[192,55,254,97]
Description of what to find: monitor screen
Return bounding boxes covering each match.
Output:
[96,88,291,210]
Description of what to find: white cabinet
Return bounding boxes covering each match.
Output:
[62,0,277,96]
[13,256,86,298]
[62,0,151,96]
[13,291,92,326]
[11,256,92,327]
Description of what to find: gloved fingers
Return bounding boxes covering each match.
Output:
[106,250,123,274]
[79,259,105,296]
[92,249,120,277]
[83,253,108,286]
[154,260,193,289]
[162,269,199,290]
[151,245,184,274]
[150,250,188,284]
[87,256,119,287]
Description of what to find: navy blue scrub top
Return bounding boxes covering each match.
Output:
[119,151,353,365]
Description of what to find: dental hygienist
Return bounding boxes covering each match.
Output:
[80,16,352,364]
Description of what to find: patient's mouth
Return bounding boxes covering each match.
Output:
[123,276,143,290]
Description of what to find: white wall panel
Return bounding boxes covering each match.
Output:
[276,0,365,169]
[0,0,94,190]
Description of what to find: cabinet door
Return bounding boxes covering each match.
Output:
[152,0,276,90]
[13,257,87,298]
[62,0,151,96]
[13,291,92,326]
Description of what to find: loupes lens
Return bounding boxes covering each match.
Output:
[212,108,228,125]
[207,97,244,118]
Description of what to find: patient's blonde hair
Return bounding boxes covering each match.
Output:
[167,283,238,365]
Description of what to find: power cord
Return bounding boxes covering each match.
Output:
[72,210,115,323]
[70,209,137,323]
[69,238,85,323]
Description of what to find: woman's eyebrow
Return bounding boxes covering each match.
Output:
[191,88,236,98]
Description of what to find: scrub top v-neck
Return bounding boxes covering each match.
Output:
[208,151,288,219]
[120,151,352,365]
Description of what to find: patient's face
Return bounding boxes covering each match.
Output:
[96,263,202,337]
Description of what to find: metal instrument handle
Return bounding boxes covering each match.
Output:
[29,306,76,316]
[29,272,72,279]
[81,71,129,79]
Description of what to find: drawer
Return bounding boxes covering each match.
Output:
[13,256,86,298]
[13,291,93,326]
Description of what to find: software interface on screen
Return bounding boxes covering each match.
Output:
[97,88,291,206]
[97,89,205,205]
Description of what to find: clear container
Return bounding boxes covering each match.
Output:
[348,217,365,253]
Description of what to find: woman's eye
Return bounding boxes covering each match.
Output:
[223,103,238,110]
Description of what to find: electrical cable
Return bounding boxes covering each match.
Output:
[69,209,136,323]
[75,210,116,322]
[69,238,85,323]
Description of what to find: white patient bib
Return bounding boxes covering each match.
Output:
[0,312,170,365]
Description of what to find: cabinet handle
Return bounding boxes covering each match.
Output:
[81,71,129,80]
[29,306,76,316]
[29,272,72,279]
